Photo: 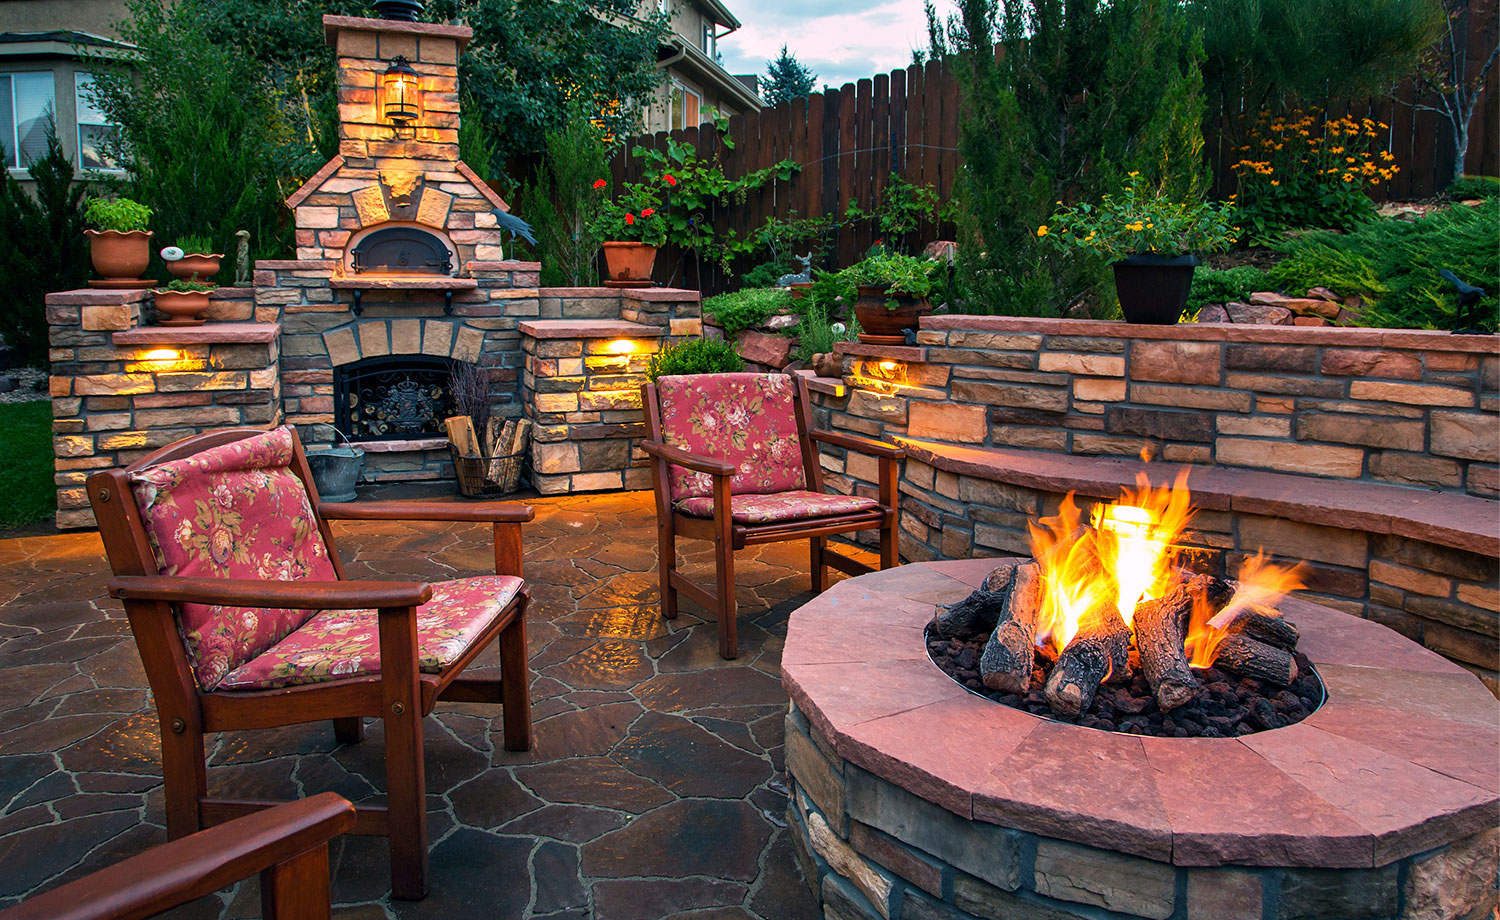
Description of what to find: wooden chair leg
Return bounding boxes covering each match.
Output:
[332,717,364,744]
[879,515,898,570]
[160,718,208,840]
[810,536,827,593]
[498,611,533,752]
[715,534,738,660]
[261,842,333,920]
[383,703,427,900]
[659,523,678,620]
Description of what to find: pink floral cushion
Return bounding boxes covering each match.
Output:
[675,490,880,525]
[655,373,806,501]
[218,575,524,690]
[128,427,337,692]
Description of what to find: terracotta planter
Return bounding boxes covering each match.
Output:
[1112,253,1200,325]
[602,242,657,285]
[152,289,213,327]
[854,284,930,345]
[84,229,154,289]
[167,253,223,282]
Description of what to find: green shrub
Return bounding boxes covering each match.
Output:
[176,232,214,253]
[0,401,56,531]
[1186,266,1272,311]
[85,197,151,232]
[702,287,793,337]
[1271,198,1498,330]
[160,276,215,292]
[647,337,745,380]
[1448,175,1499,200]
[793,297,861,364]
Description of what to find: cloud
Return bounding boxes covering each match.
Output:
[717,0,956,89]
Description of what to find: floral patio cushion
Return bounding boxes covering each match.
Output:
[217,575,524,690]
[128,426,337,692]
[675,490,880,525]
[655,373,806,501]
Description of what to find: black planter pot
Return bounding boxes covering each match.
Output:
[373,0,424,21]
[1111,253,1200,325]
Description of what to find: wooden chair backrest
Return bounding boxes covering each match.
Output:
[640,374,824,510]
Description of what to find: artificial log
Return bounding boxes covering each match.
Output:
[1133,583,1198,711]
[980,563,1040,694]
[934,563,1017,640]
[1214,634,1298,686]
[1222,605,1300,651]
[1043,602,1130,717]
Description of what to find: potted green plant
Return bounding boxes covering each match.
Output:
[590,177,668,286]
[83,197,154,289]
[1043,173,1238,324]
[842,251,941,344]
[151,275,215,327]
[163,233,223,281]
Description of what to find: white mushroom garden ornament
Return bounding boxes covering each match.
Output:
[160,246,184,262]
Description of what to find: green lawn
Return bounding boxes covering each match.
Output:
[0,400,56,530]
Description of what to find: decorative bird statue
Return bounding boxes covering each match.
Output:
[1439,268,1489,334]
[491,209,537,261]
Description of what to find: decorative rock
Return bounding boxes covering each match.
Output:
[1193,304,1230,323]
[1307,286,1340,302]
[1248,291,1341,319]
[736,330,794,368]
[766,313,801,331]
[1225,302,1293,325]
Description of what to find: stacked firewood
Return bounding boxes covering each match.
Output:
[445,414,531,492]
[934,562,1302,719]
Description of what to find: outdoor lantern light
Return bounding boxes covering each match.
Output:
[382,56,420,125]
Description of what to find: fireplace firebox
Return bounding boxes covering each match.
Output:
[334,355,455,440]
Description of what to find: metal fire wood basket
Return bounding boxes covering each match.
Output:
[450,446,525,499]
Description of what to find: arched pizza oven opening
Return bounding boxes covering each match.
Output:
[345,223,458,277]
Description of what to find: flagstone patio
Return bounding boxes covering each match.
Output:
[0,489,848,920]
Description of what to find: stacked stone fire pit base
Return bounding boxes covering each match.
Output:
[781,559,1500,920]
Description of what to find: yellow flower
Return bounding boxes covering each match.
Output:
[1271,179,1280,186]
[1128,170,1140,177]
[1085,231,1095,241]
[1036,225,1049,237]
[1342,173,1354,182]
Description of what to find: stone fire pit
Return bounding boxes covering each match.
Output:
[781,559,1499,920]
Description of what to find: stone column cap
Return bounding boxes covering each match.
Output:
[323,14,472,52]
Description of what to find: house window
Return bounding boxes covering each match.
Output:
[74,73,119,171]
[0,72,55,169]
[702,22,717,58]
[669,84,700,130]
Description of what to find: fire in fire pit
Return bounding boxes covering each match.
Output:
[927,471,1324,737]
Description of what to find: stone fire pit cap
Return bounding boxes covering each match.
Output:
[781,558,1499,869]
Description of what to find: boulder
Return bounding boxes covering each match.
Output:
[765,313,801,332]
[1248,291,1340,318]
[1307,286,1340,302]
[1292,315,1329,326]
[1192,304,1231,323]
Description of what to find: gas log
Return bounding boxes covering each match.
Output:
[980,564,1040,694]
[1214,634,1298,685]
[1133,575,1233,711]
[1043,602,1131,716]
[1221,604,1300,651]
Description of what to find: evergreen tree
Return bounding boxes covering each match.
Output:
[763,45,817,106]
[939,0,1207,316]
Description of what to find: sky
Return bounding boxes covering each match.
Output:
[715,0,959,91]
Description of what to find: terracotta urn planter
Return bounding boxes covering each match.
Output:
[167,253,224,282]
[84,229,154,289]
[152,289,212,327]
[1112,253,1200,324]
[602,242,657,286]
[854,284,930,345]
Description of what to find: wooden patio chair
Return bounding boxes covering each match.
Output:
[86,425,534,900]
[641,373,904,659]
[0,793,355,920]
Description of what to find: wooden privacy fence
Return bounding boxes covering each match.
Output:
[611,31,1497,295]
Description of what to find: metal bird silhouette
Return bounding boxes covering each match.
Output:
[1439,268,1489,334]
[491,209,537,260]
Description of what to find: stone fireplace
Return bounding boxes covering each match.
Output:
[45,11,702,527]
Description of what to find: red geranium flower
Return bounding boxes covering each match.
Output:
[641,208,656,217]
[592,179,607,189]
[662,174,677,186]
[625,213,635,225]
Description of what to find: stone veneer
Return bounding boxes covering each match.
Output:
[782,559,1500,920]
[807,317,1500,688]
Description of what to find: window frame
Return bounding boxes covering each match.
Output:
[0,69,57,175]
[73,71,122,174]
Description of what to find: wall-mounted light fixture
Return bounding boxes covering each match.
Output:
[606,339,637,355]
[126,348,205,373]
[382,56,420,126]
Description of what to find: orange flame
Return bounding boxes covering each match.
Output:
[1091,469,1196,627]
[1029,494,1114,655]
[1184,551,1307,667]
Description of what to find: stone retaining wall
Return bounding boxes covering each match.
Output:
[785,703,1500,920]
[823,318,1499,495]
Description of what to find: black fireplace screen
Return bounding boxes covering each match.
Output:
[334,356,455,440]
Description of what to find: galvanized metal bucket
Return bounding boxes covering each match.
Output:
[306,429,365,503]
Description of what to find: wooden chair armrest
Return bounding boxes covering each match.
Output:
[0,793,355,920]
[808,428,906,460]
[640,440,737,476]
[108,575,432,610]
[319,501,534,524]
